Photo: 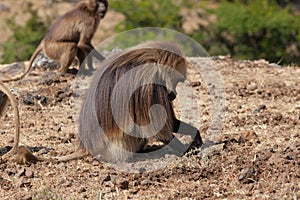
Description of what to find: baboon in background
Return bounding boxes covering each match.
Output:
[1,0,108,164]
[57,41,203,162]
[1,0,108,83]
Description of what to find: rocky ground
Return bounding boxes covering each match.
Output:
[0,0,299,199]
[0,56,299,199]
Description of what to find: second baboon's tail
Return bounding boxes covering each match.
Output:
[55,147,89,162]
[2,44,43,83]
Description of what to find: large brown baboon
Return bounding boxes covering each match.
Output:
[2,41,203,164]
[1,0,108,83]
[57,41,203,162]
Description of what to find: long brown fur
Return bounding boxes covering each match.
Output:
[1,41,203,164]
[1,0,108,83]
[73,41,203,162]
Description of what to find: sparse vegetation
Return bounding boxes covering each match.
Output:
[0,3,51,64]
[1,1,299,64]
[110,0,182,31]
[111,0,300,64]
[210,0,300,64]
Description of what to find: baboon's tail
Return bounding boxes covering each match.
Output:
[2,44,43,83]
[0,82,20,150]
[55,148,89,162]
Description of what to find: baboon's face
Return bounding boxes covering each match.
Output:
[167,60,187,101]
[97,0,108,18]
[175,60,187,80]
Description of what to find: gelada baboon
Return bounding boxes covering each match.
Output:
[57,41,203,163]
[0,82,46,164]
[1,0,108,83]
[2,41,203,164]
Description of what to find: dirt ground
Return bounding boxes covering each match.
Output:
[0,1,299,199]
[0,56,299,199]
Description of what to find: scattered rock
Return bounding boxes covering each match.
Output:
[17,167,26,177]
[6,136,14,143]
[116,178,129,190]
[190,81,201,87]
[40,72,62,85]
[104,181,115,188]
[253,104,266,114]
[199,142,224,159]
[32,52,59,71]
[53,125,62,133]
[23,93,35,105]
[140,179,151,186]
[238,166,256,184]
[99,174,111,183]
[295,189,300,199]
[25,168,34,178]
[36,95,48,105]
[56,87,73,102]
[0,3,9,11]
[24,195,33,200]
[239,130,259,143]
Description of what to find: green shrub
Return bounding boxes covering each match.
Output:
[110,0,182,31]
[107,0,209,56]
[5,1,297,64]
[210,0,300,64]
[0,3,51,64]
[109,0,185,49]
[111,0,300,64]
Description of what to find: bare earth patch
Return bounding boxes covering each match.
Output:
[0,57,299,199]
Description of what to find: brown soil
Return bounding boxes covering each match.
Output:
[0,57,299,199]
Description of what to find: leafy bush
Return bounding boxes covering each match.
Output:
[111,0,300,64]
[110,0,183,31]
[210,0,300,64]
[110,0,183,32]
[0,3,51,64]
[3,1,299,64]
[107,0,209,56]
